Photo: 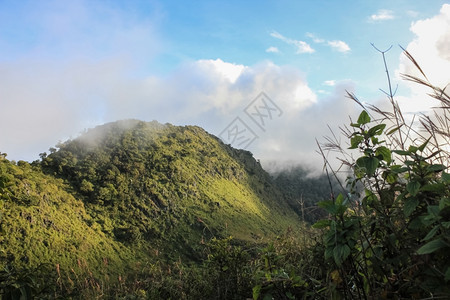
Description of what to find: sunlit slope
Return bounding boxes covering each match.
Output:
[40,120,301,256]
[0,157,133,275]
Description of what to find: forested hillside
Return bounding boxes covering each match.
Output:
[39,120,301,246]
[1,120,315,298]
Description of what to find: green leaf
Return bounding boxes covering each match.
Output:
[357,111,371,125]
[390,165,410,174]
[404,197,419,217]
[368,124,386,137]
[427,205,440,217]
[313,219,331,229]
[325,247,333,260]
[252,285,261,300]
[445,267,450,282]
[375,146,392,164]
[356,156,379,176]
[407,181,421,196]
[427,164,447,172]
[335,193,345,205]
[408,145,418,153]
[417,238,448,255]
[422,226,439,241]
[318,200,336,214]
[383,171,397,184]
[417,138,430,152]
[387,125,402,135]
[392,150,411,156]
[442,172,450,183]
[439,197,450,210]
[421,183,446,193]
[333,244,351,266]
[349,135,364,149]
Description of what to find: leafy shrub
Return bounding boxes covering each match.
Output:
[314,47,450,298]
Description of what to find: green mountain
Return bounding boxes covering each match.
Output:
[1,120,305,295]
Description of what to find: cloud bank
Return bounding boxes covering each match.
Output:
[396,4,450,113]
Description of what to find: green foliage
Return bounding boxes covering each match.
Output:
[0,264,56,299]
[311,48,450,298]
[204,237,252,299]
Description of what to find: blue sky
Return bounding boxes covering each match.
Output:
[1,0,449,168]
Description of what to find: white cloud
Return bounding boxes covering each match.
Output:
[323,80,336,86]
[306,33,350,52]
[369,9,395,21]
[397,3,450,105]
[270,31,315,54]
[266,46,280,53]
[327,40,351,53]
[196,58,247,83]
[306,32,325,43]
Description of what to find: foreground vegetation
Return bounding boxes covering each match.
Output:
[1,49,449,299]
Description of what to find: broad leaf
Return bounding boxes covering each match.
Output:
[407,181,421,196]
[427,164,447,172]
[404,197,419,217]
[417,238,448,255]
[356,156,379,176]
[368,124,386,137]
[390,165,410,174]
[357,111,371,125]
[333,244,351,266]
[442,172,450,183]
[349,135,364,149]
[421,183,446,193]
[375,146,392,164]
[422,226,440,241]
[313,219,331,229]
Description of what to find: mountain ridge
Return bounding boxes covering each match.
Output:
[1,119,306,278]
